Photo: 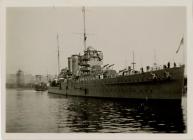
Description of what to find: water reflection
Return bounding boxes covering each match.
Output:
[48,94,186,133]
[6,90,186,133]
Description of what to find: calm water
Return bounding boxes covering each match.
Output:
[6,89,187,133]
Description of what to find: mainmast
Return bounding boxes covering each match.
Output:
[131,51,136,70]
[56,33,60,76]
[82,6,87,51]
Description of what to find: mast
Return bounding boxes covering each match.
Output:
[82,6,87,51]
[56,33,60,76]
[131,51,136,70]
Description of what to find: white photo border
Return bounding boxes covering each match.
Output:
[1,0,193,140]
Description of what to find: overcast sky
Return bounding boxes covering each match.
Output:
[6,7,186,75]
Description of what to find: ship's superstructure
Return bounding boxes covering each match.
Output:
[48,7,185,101]
[64,46,118,81]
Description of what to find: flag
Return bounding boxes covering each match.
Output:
[176,36,184,54]
[84,33,87,41]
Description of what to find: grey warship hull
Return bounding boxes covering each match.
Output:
[48,66,184,100]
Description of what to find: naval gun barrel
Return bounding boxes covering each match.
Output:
[119,68,127,73]
[107,64,115,68]
[103,64,109,68]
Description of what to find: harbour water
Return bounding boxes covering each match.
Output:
[6,89,187,133]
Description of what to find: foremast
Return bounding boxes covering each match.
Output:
[82,6,87,51]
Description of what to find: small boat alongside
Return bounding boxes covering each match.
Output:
[34,75,47,91]
[34,82,47,91]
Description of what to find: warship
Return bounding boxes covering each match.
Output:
[48,7,185,102]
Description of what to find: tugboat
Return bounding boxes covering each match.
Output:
[34,75,47,91]
[48,7,185,103]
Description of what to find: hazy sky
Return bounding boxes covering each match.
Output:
[6,7,186,75]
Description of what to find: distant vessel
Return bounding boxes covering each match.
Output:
[34,75,47,91]
[48,7,185,102]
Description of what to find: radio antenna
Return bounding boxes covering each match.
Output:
[56,33,60,76]
[131,51,136,70]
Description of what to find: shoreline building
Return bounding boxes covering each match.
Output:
[16,69,25,88]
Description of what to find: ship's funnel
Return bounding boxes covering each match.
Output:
[72,55,79,76]
[68,57,72,73]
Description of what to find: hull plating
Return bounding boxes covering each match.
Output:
[48,66,184,100]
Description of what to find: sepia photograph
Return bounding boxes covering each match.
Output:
[2,1,192,139]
